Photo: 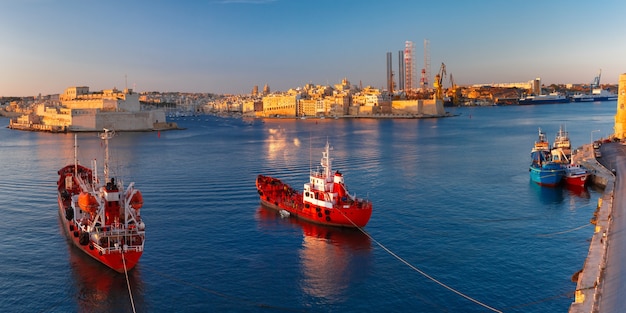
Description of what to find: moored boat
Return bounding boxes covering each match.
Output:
[530,129,564,187]
[532,128,550,153]
[570,70,617,102]
[57,129,146,273]
[562,163,589,187]
[553,125,571,158]
[519,92,569,105]
[256,141,373,228]
[551,149,589,187]
[530,151,565,187]
[570,89,617,102]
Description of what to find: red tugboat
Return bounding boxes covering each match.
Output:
[256,141,373,228]
[57,129,145,273]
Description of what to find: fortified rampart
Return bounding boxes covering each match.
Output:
[8,86,173,132]
[392,99,445,116]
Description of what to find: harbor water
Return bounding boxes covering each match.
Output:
[0,101,616,312]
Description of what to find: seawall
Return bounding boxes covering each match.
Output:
[569,144,614,313]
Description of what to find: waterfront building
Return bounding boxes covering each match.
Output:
[241,99,261,115]
[334,78,354,93]
[471,80,535,91]
[258,93,300,117]
[299,98,325,117]
[9,86,168,132]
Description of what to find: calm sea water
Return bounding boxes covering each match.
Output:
[0,101,616,312]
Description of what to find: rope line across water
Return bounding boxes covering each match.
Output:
[337,210,503,313]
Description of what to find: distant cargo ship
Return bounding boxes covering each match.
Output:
[519,92,569,105]
[570,88,617,102]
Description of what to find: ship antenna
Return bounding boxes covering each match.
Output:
[100,128,115,183]
[74,134,78,178]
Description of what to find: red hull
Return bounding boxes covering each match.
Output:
[563,164,589,188]
[256,175,372,228]
[564,175,588,187]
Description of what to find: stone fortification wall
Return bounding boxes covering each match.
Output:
[95,110,165,131]
[69,110,97,131]
[391,99,445,116]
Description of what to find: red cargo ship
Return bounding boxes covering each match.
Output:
[256,141,372,228]
[57,129,145,273]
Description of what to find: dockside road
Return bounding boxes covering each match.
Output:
[569,142,624,313]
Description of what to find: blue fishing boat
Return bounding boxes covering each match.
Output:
[529,149,564,187]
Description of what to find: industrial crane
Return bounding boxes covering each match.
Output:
[591,69,601,89]
[449,73,460,105]
[433,62,446,100]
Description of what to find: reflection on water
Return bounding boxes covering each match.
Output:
[564,184,590,199]
[66,241,145,312]
[256,207,371,303]
[266,127,289,162]
[529,181,564,204]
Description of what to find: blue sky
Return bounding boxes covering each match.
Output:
[2,0,625,96]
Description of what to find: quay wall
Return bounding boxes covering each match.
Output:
[569,144,614,313]
[8,110,172,132]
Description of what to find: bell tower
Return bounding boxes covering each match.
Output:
[614,74,626,139]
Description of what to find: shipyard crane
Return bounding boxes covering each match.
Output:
[449,73,457,90]
[433,62,446,100]
[449,73,460,105]
[591,69,602,89]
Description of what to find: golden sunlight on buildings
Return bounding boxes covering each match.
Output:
[614,73,626,139]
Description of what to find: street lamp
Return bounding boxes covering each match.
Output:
[591,129,600,146]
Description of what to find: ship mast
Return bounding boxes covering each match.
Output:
[74,134,78,178]
[321,140,332,180]
[100,129,114,183]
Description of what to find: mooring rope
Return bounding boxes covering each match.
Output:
[536,223,592,237]
[337,209,503,313]
[122,248,137,313]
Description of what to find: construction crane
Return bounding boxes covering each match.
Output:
[433,62,446,100]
